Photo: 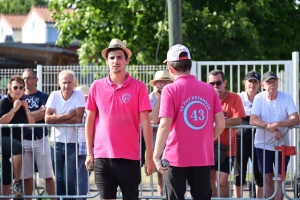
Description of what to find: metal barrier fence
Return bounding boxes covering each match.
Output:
[0,124,299,199]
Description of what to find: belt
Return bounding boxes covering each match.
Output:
[24,135,44,140]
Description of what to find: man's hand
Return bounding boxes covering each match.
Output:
[273,129,282,140]
[85,155,94,171]
[144,156,155,176]
[266,122,278,133]
[154,86,162,99]
[153,157,169,175]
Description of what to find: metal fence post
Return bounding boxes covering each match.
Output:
[37,64,43,92]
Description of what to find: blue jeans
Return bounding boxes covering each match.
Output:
[51,142,77,196]
[78,155,90,200]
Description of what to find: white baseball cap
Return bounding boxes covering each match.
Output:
[163,44,191,63]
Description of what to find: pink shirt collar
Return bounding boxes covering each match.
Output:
[106,72,132,88]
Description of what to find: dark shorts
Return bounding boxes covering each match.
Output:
[94,158,141,200]
[212,156,235,174]
[234,138,263,187]
[1,137,23,185]
[256,148,290,174]
[165,166,212,200]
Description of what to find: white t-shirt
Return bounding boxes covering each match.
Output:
[251,91,298,150]
[149,92,157,110]
[238,91,253,116]
[46,90,86,143]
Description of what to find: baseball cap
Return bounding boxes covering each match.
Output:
[244,71,260,81]
[163,44,191,63]
[262,71,278,82]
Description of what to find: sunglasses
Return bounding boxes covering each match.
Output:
[209,80,223,86]
[13,86,24,90]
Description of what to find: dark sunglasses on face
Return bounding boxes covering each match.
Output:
[209,80,223,86]
[13,86,24,90]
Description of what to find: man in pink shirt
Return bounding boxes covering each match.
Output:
[84,38,155,200]
[153,44,225,200]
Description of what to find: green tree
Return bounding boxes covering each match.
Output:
[0,0,49,14]
[50,0,300,65]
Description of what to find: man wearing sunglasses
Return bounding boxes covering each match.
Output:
[208,69,245,198]
[22,69,55,199]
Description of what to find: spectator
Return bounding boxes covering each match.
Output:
[153,44,225,200]
[45,70,85,198]
[250,71,299,200]
[233,71,263,198]
[208,69,245,197]
[84,38,155,200]
[75,85,90,200]
[148,70,173,196]
[0,75,35,197]
[22,69,55,199]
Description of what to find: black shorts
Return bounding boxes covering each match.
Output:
[212,156,234,174]
[1,137,23,185]
[94,158,141,200]
[165,166,212,200]
[234,138,263,187]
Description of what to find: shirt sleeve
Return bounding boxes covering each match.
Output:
[286,94,298,115]
[139,83,152,113]
[86,81,98,112]
[45,91,55,109]
[251,94,261,116]
[232,93,246,118]
[159,86,174,118]
[76,91,86,108]
[0,98,11,117]
[149,93,156,110]
[214,91,223,114]
[41,93,49,106]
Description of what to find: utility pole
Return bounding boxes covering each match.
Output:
[168,0,182,47]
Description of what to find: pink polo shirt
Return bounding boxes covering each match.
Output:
[159,75,222,167]
[86,73,152,160]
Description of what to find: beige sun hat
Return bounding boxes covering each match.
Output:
[75,85,89,97]
[101,38,132,59]
[149,70,173,86]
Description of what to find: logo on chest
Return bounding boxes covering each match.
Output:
[122,93,132,104]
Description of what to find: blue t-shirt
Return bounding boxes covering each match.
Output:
[23,91,49,137]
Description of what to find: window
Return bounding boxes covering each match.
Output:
[32,21,35,29]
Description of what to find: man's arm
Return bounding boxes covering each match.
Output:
[149,99,160,124]
[266,112,299,132]
[250,114,268,128]
[58,107,85,124]
[214,112,225,140]
[45,107,76,124]
[30,106,46,122]
[153,117,172,174]
[84,110,96,169]
[225,117,242,126]
[140,110,155,176]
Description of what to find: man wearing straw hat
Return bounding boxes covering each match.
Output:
[149,70,173,196]
[85,38,155,200]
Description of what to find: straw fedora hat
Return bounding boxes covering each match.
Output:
[75,85,90,97]
[149,71,173,86]
[101,38,132,59]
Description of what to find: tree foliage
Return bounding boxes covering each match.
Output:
[50,0,300,65]
[0,0,49,14]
